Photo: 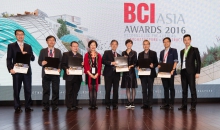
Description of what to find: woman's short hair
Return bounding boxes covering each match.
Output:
[125,39,133,45]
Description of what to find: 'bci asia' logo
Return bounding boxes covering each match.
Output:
[124,3,185,24]
[124,3,186,34]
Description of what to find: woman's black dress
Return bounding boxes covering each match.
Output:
[121,50,138,88]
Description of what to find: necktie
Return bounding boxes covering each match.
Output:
[113,52,116,57]
[50,49,53,57]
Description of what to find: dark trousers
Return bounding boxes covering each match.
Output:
[12,73,32,109]
[161,75,175,105]
[140,76,154,106]
[65,78,81,108]
[104,74,120,106]
[89,85,97,107]
[181,69,197,107]
[42,75,60,107]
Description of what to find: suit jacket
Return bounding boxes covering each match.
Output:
[159,48,178,75]
[38,47,62,78]
[6,42,35,75]
[61,51,82,81]
[102,50,121,77]
[137,50,158,78]
[180,46,201,74]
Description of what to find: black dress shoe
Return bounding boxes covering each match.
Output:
[189,107,196,111]
[67,107,76,111]
[25,107,33,112]
[75,106,82,109]
[160,104,169,109]
[113,105,118,109]
[42,107,49,111]
[88,106,93,109]
[148,106,152,109]
[178,105,187,110]
[94,106,98,109]
[52,106,59,111]
[141,105,148,109]
[15,107,23,113]
[106,105,110,109]
[169,105,174,110]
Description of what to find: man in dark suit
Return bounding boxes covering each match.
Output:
[159,37,178,109]
[38,35,62,111]
[102,40,121,109]
[61,41,83,111]
[6,29,35,112]
[178,34,201,111]
[137,40,158,109]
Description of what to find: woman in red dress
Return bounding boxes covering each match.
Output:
[84,40,102,109]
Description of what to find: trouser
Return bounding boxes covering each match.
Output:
[42,75,60,107]
[140,76,154,106]
[161,75,175,105]
[12,73,32,109]
[104,74,120,106]
[65,79,81,108]
[181,69,197,107]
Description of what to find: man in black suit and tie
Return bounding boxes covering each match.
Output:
[178,34,201,111]
[38,35,62,111]
[159,37,178,109]
[61,41,83,111]
[137,40,158,109]
[6,29,35,112]
[102,40,121,109]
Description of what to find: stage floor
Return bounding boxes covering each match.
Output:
[0,103,220,130]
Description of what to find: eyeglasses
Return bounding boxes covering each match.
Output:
[16,34,24,36]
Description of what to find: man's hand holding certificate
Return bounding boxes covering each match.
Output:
[13,52,31,74]
[138,59,151,75]
[44,57,60,75]
[157,63,173,78]
[68,57,83,75]
[114,57,129,72]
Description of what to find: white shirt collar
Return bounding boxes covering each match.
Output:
[185,45,191,50]
[48,47,54,51]
[112,50,116,53]
[17,41,24,46]
[164,47,170,52]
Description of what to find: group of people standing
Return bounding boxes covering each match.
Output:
[6,29,201,113]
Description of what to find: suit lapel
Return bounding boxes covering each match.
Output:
[180,49,184,61]
[186,46,193,58]
[110,50,114,60]
[69,51,73,57]
[15,42,22,52]
[45,48,49,57]
[167,48,172,61]
[161,50,165,60]
[141,51,145,59]
[23,43,28,52]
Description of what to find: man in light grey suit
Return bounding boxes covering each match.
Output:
[38,35,62,111]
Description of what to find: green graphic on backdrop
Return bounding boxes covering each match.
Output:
[0,18,43,57]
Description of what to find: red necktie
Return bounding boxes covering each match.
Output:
[113,52,116,57]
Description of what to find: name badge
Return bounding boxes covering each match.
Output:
[92,67,96,74]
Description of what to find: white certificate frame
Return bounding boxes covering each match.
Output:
[157,72,171,78]
[44,67,60,75]
[138,68,151,75]
[68,67,83,75]
[13,63,29,74]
